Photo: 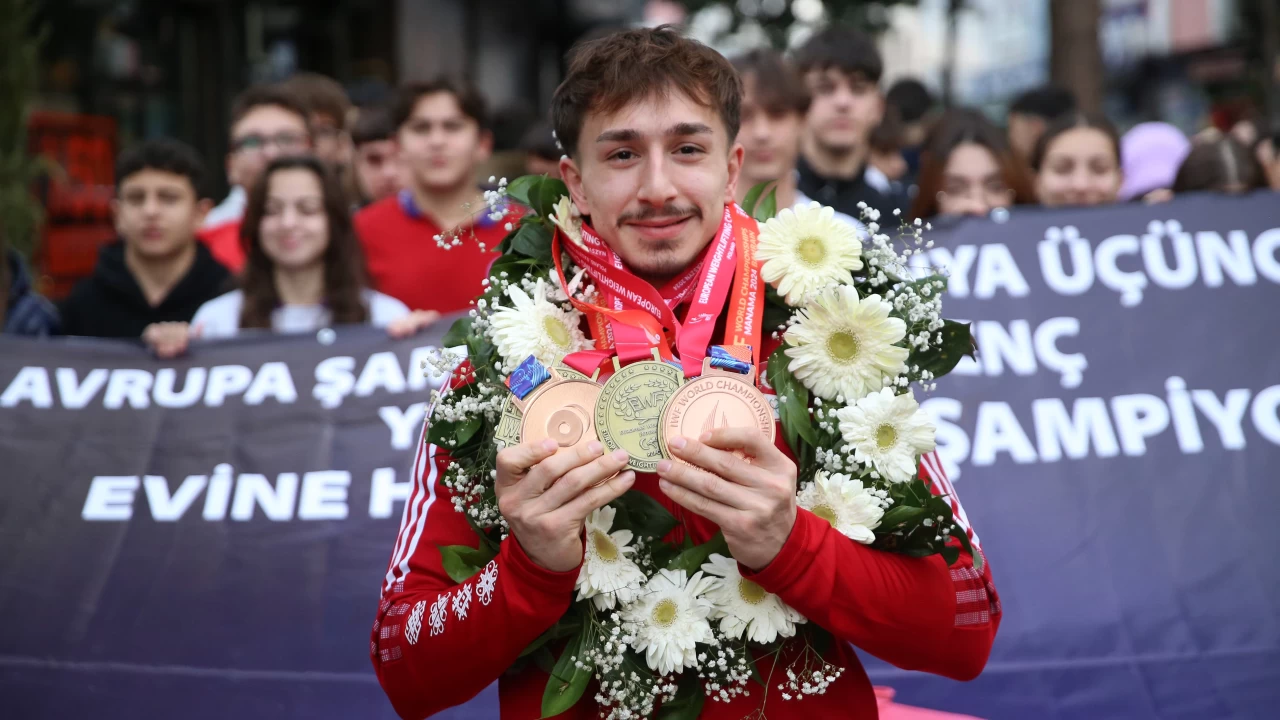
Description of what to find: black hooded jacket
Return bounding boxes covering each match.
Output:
[59,241,231,339]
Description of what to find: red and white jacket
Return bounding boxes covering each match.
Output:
[371,361,1001,719]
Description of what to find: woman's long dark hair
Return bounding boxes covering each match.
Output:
[909,108,1035,219]
[238,155,370,329]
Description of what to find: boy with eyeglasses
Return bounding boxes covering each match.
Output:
[200,85,313,273]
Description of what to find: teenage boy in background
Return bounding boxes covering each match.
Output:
[353,78,508,314]
[793,25,908,219]
[61,139,230,340]
[200,85,313,273]
[1006,85,1077,166]
[351,106,404,207]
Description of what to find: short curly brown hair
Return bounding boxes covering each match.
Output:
[551,25,742,158]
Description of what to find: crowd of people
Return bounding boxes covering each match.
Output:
[2,24,1278,343]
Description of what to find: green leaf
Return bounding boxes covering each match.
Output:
[455,416,483,446]
[745,646,766,687]
[442,317,473,349]
[753,186,778,222]
[955,525,983,573]
[510,221,554,262]
[611,490,678,541]
[765,345,820,451]
[529,177,570,219]
[452,543,496,568]
[505,175,539,207]
[878,505,927,530]
[914,320,974,379]
[665,532,728,574]
[741,180,770,217]
[437,545,484,583]
[541,622,593,718]
[658,671,705,719]
[520,615,581,658]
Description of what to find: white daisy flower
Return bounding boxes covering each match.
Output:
[836,388,936,484]
[700,553,805,644]
[575,506,647,610]
[757,202,863,305]
[784,285,908,401]
[621,569,716,676]
[488,278,589,367]
[549,195,584,248]
[796,471,884,544]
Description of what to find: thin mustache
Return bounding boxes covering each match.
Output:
[616,204,702,228]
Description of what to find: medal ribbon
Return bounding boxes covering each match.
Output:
[553,204,764,378]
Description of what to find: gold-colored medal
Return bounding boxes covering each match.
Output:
[594,352,684,472]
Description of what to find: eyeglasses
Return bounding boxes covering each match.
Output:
[231,132,309,154]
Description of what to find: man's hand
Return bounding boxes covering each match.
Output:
[495,439,635,573]
[142,321,200,359]
[387,310,441,339]
[657,428,797,571]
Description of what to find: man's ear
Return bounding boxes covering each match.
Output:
[725,142,745,206]
[560,155,590,215]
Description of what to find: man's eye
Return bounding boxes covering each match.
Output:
[610,150,635,161]
[676,145,702,156]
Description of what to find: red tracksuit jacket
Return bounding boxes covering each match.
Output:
[372,357,1001,719]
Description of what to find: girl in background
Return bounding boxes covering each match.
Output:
[910,108,1034,220]
[1031,112,1124,207]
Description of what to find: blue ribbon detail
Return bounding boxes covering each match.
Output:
[509,356,552,400]
[708,345,752,375]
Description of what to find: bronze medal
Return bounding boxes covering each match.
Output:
[517,370,602,455]
[660,357,775,462]
[594,353,685,472]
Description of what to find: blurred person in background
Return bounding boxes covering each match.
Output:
[353,78,507,314]
[1118,122,1191,203]
[1031,112,1123,208]
[910,108,1034,220]
[520,120,563,178]
[200,85,313,273]
[61,139,229,341]
[885,78,935,178]
[730,48,861,227]
[1007,85,1077,166]
[792,25,908,218]
[1253,129,1280,190]
[282,72,354,170]
[1,235,60,337]
[146,157,436,358]
[351,106,404,207]
[1172,136,1267,195]
[868,106,910,188]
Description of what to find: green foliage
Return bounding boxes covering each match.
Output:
[541,621,594,718]
[657,671,705,719]
[437,543,496,584]
[0,0,47,258]
[611,490,679,542]
[914,320,975,379]
[765,344,820,453]
[665,532,729,574]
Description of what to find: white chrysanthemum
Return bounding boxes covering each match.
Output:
[549,195,584,248]
[757,202,863,305]
[488,278,588,367]
[784,285,908,401]
[700,553,805,644]
[621,569,716,676]
[796,471,884,544]
[836,388,936,483]
[576,506,647,610]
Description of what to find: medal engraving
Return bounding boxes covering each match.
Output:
[520,379,602,454]
[494,396,523,449]
[660,359,775,461]
[595,361,684,472]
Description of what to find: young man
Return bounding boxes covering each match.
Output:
[353,78,506,314]
[519,120,562,178]
[885,77,935,178]
[351,106,404,206]
[372,26,999,720]
[200,85,312,273]
[60,139,230,339]
[731,49,861,227]
[1006,85,1076,165]
[282,72,353,170]
[2,246,60,336]
[793,25,909,220]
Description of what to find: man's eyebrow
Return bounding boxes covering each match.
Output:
[595,123,714,143]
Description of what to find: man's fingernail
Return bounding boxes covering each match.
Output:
[611,449,630,463]
[619,471,636,484]
[588,441,603,454]
[542,439,559,452]
[699,432,712,442]
[669,436,687,450]
[656,460,671,473]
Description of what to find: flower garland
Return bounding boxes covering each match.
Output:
[423,176,977,720]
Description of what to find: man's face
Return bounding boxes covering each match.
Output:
[738,74,803,190]
[1007,112,1044,162]
[226,105,311,191]
[355,139,403,202]
[311,112,352,168]
[560,90,743,285]
[803,68,883,153]
[397,92,492,193]
[113,169,210,259]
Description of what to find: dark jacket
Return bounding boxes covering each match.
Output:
[796,154,911,222]
[59,241,231,338]
[2,248,60,336]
